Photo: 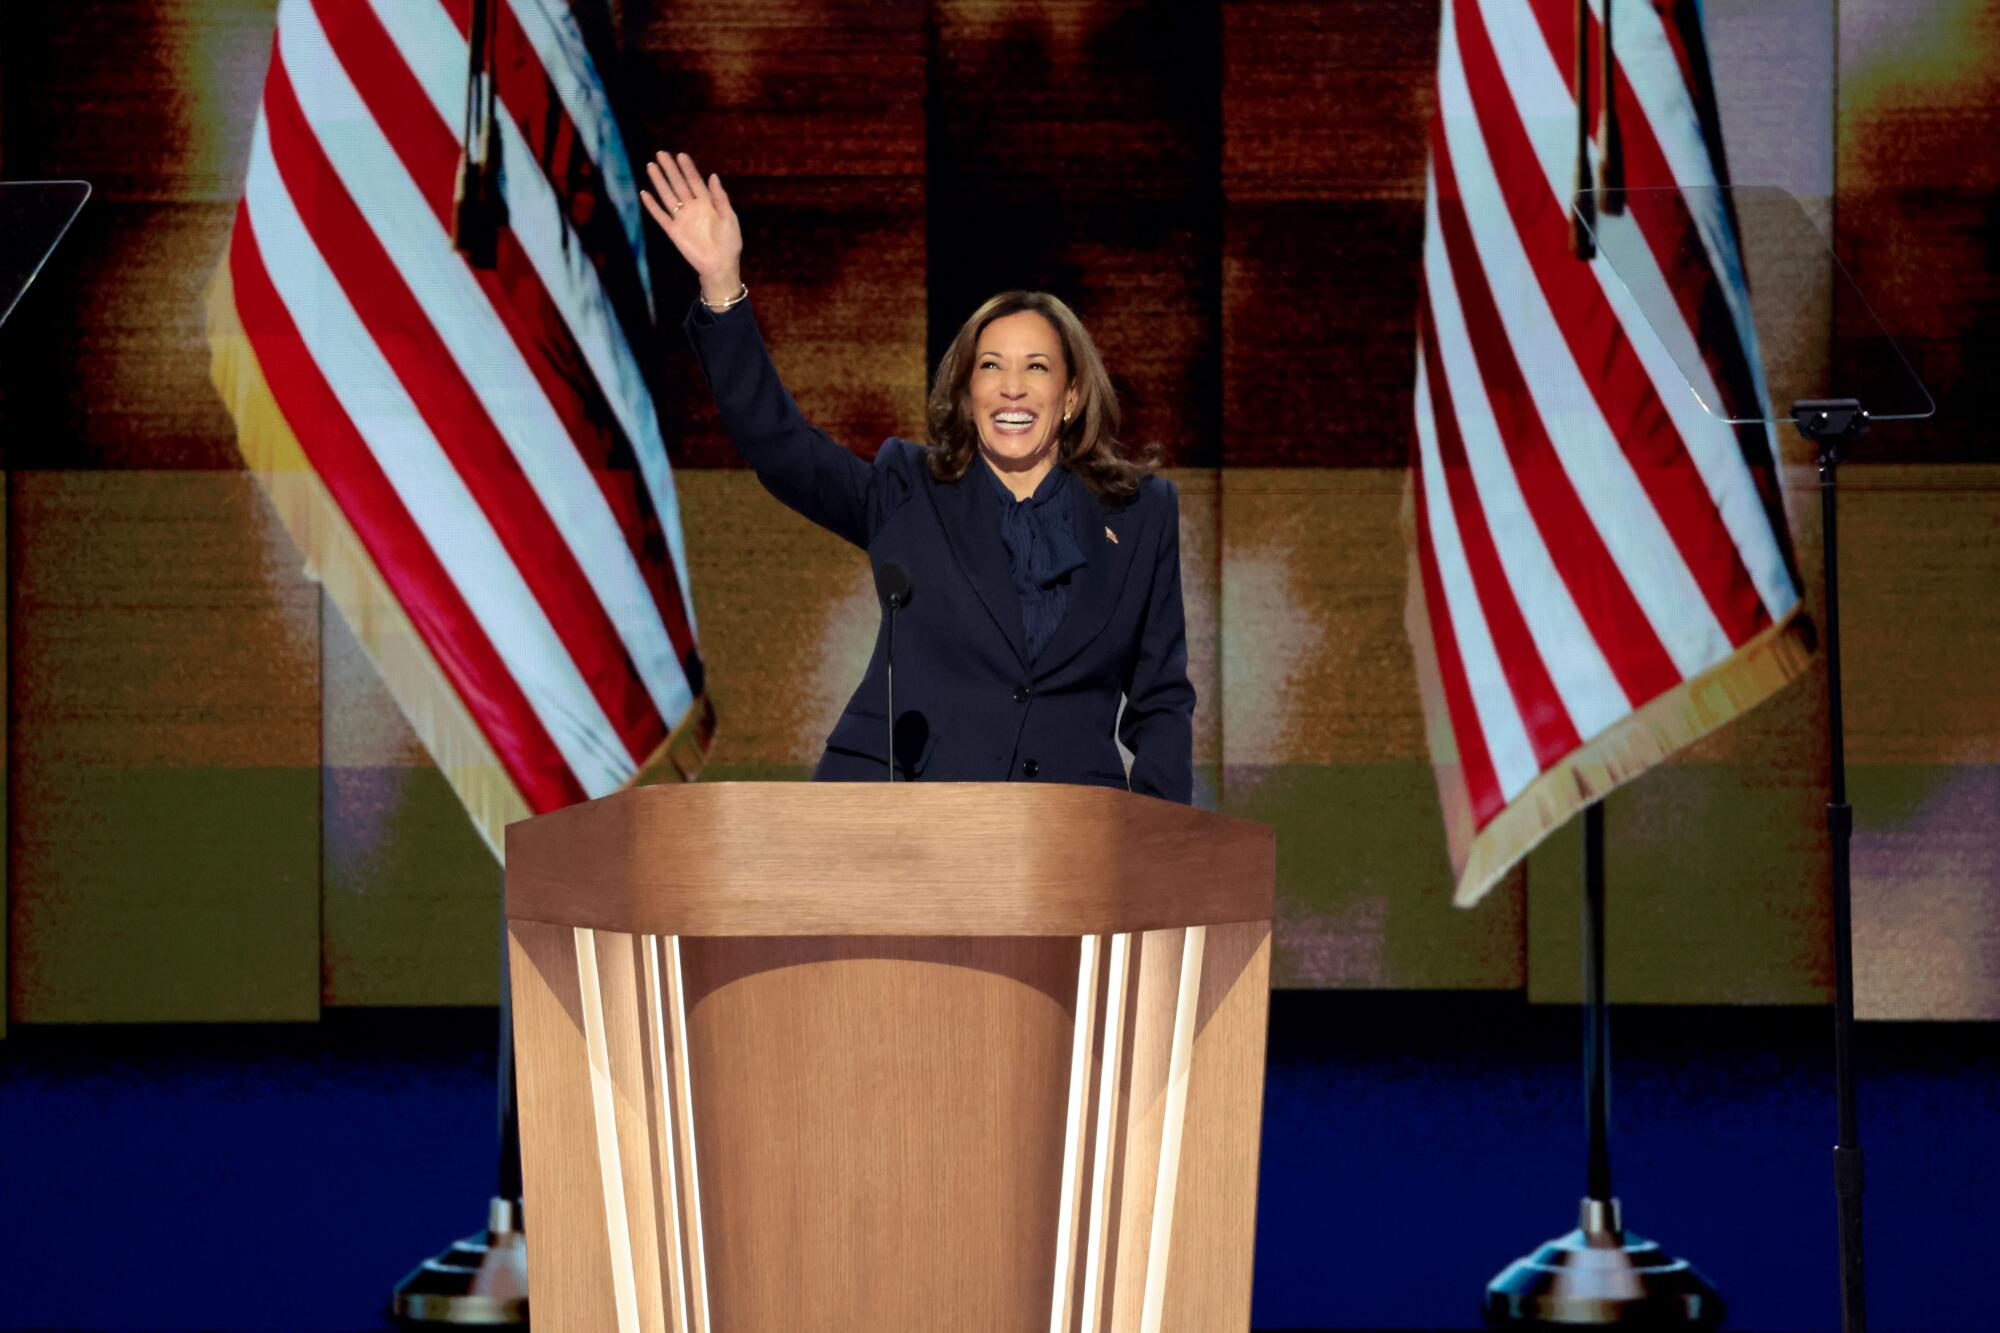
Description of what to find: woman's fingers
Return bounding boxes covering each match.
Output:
[660,152,692,204]
[678,152,710,205]
[647,152,678,207]
[638,187,674,232]
[648,152,732,230]
[660,151,698,206]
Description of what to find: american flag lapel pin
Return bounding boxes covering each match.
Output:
[1104,526,1118,545]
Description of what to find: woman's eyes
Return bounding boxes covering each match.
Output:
[978,360,1049,372]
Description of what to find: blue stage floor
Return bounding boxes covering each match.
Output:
[0,991,1991,1331]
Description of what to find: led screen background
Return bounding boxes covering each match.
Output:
[0,0,1993,1027]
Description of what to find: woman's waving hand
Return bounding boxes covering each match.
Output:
[641,150,743,307]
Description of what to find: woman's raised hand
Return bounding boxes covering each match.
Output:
[640,151,743,306]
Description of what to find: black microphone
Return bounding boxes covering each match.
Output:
[874,561,913,781]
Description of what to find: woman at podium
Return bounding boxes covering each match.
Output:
[642,151,1194,803]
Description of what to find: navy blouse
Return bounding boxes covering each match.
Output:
[978,459,1086,661]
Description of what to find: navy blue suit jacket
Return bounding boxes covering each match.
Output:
[685,299,1195,803]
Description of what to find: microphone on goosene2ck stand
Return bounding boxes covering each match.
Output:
[874,561,914,782]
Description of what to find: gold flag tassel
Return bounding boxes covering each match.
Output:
[453,0,507,269]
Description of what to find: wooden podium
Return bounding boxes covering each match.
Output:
[505,783,1276,1332]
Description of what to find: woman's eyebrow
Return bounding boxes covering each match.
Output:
[976,349,1052,359]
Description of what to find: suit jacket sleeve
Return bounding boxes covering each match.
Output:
[1119,479,1196,804]
[683,298,908,548]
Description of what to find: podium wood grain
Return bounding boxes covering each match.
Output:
[506,783,1275,1332]
[505,783,1275,937]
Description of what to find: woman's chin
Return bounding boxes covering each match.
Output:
[978,434,1054,470]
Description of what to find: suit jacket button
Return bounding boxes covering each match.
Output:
[1022,758,1040,778]
[1013,686,1031,703]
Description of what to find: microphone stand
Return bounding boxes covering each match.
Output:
[876,561,912,781]
[886,596,898,782]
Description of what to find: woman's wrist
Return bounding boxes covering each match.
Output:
[699,267,744,308]
[700,282,749,314]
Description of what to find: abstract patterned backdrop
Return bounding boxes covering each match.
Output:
[2,0,1995,1033]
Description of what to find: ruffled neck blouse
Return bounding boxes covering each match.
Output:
[978,459,1085,661]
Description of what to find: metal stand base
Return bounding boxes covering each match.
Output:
[1485,1198,1724,1328]
[391,1196,529,1327]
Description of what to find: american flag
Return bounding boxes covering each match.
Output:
[1410,0,1814,906]
[207,0,711,856]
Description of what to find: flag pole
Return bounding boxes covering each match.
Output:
[392,6,531,1318]
[1486,8,1722,1309]
[1595,0,1625,208]
[1484,800,1726,1326]
[391,871,531,1326]
[452,0,507,269]
[1568,0,1596,259]
[1581,803,1613,1210]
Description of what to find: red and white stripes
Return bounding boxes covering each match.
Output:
[220,0,704,822]
[1412,0,1809,903]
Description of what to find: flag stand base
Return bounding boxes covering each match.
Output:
[1485,1197,1723,1327]
[391,1196,528,1326]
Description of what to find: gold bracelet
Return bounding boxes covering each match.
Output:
[701,281,749,313]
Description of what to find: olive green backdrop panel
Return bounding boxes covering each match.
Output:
[1849,765,2000,1021]
[1524,760,1835,1009]
[695,763,814,785]
[320,763,499,1008]
[1521,764,2000,1019]
[9,471,320,1023]
[1223,763,1525,991]
[318,593,498,1008]
[1836,469,2000,767]
[10,768,320,1021]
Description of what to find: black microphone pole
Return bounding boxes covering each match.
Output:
[875,561,913,781]
[887,609,896,782]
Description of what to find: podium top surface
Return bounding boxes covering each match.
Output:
[505,782,1275,937]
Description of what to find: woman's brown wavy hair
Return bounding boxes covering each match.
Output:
[925,291,1159,503]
